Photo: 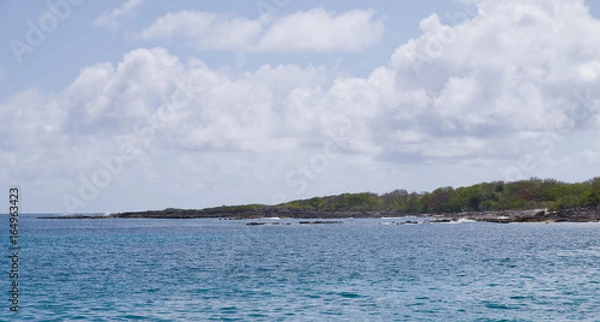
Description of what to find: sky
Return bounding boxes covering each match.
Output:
[2,0,600,214]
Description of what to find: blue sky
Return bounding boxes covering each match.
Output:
[2,0,600,213]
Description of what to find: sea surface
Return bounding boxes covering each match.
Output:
[1,215,600,321]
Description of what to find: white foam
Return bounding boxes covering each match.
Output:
[449,218,476,224]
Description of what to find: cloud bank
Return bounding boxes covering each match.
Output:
[4,0,600,212]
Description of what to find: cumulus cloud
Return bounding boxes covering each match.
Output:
[138,7,384,52]
[382,0,600,156]
[94,0,145,32]
[3,48,337,168]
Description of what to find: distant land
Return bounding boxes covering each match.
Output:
[41,177,600,223]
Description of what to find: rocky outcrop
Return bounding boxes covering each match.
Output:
[430,206,600,223]
[298,220,343,225]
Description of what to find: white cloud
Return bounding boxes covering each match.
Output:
[94,0,145,32]
[138,8,384,52]
[139,11,264,50]
[577,60,600,81]
[257,8,384,52]
[385,0,600,137]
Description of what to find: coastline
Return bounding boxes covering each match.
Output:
[38,206,600,223]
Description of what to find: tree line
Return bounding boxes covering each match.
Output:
[277,177,600,213]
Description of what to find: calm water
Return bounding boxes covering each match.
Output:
[2,215,600,321]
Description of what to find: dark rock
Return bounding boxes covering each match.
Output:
[299,220,343,225]
[430,219,453,223]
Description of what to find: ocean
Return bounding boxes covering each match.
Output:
[2,215,599,321]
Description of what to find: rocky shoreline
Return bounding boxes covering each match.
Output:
[38,206,600,223]
[429,206,600,223]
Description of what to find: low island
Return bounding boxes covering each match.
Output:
[40,177,600,223]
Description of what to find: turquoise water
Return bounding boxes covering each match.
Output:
[2,216,600,321]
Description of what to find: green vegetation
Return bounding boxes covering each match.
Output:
[277,177,600,213]
[41,177,600,221]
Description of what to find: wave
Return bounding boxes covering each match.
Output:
[448,218,476,224]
